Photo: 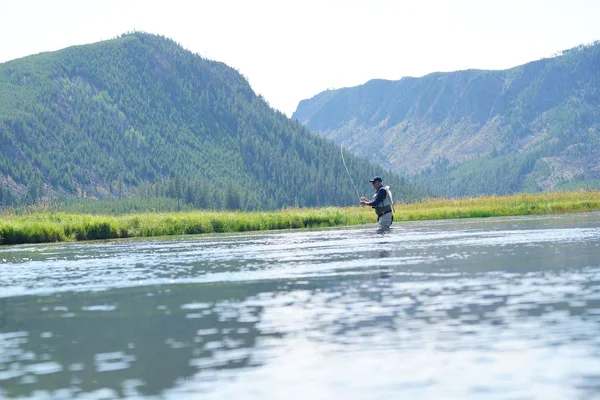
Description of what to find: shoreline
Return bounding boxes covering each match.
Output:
[2,191,600,245]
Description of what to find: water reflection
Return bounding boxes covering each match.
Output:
[0,283,266,397]
[1,214,600,398]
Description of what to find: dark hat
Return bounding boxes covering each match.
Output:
[369,176,382,183]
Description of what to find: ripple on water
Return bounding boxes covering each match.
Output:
[1,214,600,398]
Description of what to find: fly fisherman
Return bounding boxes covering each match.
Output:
[360,176,394,231]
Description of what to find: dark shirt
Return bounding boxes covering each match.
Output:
[367,186,387,207]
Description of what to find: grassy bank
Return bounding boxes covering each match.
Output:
[393,191,600,221]
[0,207,375,245]
[1,191,600,245]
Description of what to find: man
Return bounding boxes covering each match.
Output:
[360,176,393,231]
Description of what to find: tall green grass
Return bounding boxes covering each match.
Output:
[0,207,375,245]
[2,191,600,245]
[393,191,600,221]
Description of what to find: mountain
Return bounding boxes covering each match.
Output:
[0,32,425,209]
[293,42,600,196]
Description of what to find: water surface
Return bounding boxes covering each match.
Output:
[1,214,600,399]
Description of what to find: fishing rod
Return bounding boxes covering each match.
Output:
[340,142,361,201]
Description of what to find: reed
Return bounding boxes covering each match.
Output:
[1,191,600,245]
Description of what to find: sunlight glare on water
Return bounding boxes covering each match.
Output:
[1,213,600,399]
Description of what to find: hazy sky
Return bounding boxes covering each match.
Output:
[2,0,600,115]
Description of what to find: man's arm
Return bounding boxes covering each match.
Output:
[366,188,386,207]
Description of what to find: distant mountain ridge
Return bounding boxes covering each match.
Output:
[0,33,425,209]
[293,42,600,195]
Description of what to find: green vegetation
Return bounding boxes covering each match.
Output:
[2,191,599,245]
[294,41,600,197]
[0,32,426,209]
[393,191,600,220]
[0,207,376,245]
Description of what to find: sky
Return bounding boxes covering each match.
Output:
[2,0,600,116]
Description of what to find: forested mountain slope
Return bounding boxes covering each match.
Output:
[293,42,600,196]
[0,33,424,209]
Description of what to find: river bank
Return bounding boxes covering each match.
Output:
[1,191,600,245]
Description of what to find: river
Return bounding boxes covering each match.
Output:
[1,213,600,399]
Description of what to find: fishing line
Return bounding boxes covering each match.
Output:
[340,142,361,201]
